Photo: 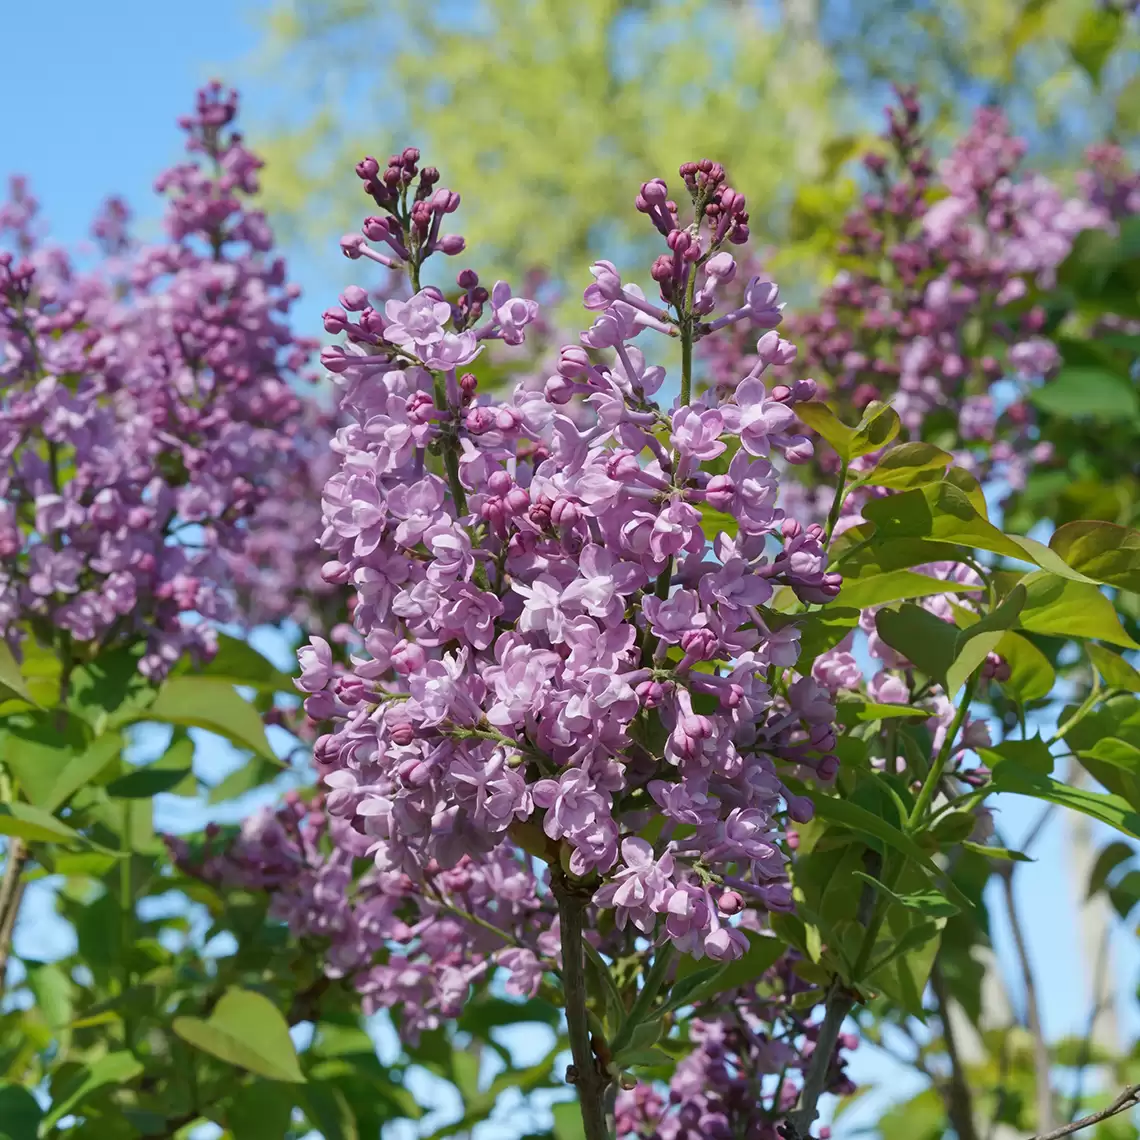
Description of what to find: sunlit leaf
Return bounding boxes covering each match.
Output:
[122,677,279,763]
[174,988,306,1083]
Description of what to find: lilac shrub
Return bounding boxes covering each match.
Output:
[292,149,853,1131]
[0,83,314,678]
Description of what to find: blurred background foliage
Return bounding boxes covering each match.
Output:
[249,0,1138,300]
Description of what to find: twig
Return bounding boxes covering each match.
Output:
[931,962,980,1140]
[997,859,1054,1133]
[552,876,611,1140]
[1027,1084,1140,1140]
[787,858,880,1137]
[0,838,30,996]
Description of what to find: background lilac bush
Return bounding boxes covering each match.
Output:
[1,5,1140,1139]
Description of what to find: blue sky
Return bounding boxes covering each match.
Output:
[3,3,1138,1137]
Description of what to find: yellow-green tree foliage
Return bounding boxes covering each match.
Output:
[248,0,1137,292]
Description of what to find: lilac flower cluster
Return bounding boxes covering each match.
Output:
[1080,143,1140,222]
[167,796,562,1035]
[304,153,842,963]
[790,93,1104,443]
[0,85,314,676]
[702,90,1113,528]
[615,954,857,1140]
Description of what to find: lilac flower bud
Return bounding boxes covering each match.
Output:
[718,890,744,915]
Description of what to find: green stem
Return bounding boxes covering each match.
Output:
[121,801,134,1049]
[824,459,850,544]
[678,265,698,408]
[553,878,612,1140]
[1047,675,1103,749]
[0,839,29,997]
[908,674,978,832]
[789,982,854,1137]
[432,372,469,518]
[790,858,879,1136]
[611,943,676,1055]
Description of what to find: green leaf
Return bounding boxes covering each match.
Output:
[0,802,84,846]
[127,677,279,763]
[297,1083,359,1140]
[836,699,931,725]
[26,961,73,1030]
[131,731,198,798]
[0,1084,42,1140]
[862,482,1031,564]
[698,503,739,542]
[1109,869,1140,919]
[43,1052,144,1128]
[1117,74,1140,136]
[854,442,952,491]
[995,631,1055,703]
[182,633,296,694]
[67,645,157,731]
[808,795,972,912]
[457,996,560,1036]
[787,607,859,666]
[673,932,786,1007]
[581,939,625,1033]
[1081,737,1140,774]
[838,570,981,610]
[875,604,959,688]
[618,1047,673,1070]
[656,965,724,1016]
[1016,571,1138,649]
[980,734,1056,776]
[1087,840,1134,898]
[173,987,306,1083]
[1050,520,1140,592]
[105,763,194,799]
[945,584,1026,697]
[552,1100,587,1140]
[867,919,944,975]
[991,761,1140,839]
[208,756,285,804]
[1071,6,1124,83]
[849,401,901,458]
[1,714,88,807]
[794,401,858,460]
[1030,367,1139,421]
[851,871,958,917]
[42,732,123,812]
[959,841,1033,862]
[1088,645,1140,693]
[226,1080,296,1139]
[0,642,35,707]
[796,400,899,462]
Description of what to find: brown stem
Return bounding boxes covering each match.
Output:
[931,962,980,1140]
[999,864,1054,1133]
[0,839,29,995]
[788,855,881,1137]
[552,876,611,1140]
[788,983,854,1138]
[1027,1084,1140,1140]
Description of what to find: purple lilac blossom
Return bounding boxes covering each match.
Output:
[304,152,843,975]
[0,84,315,677]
